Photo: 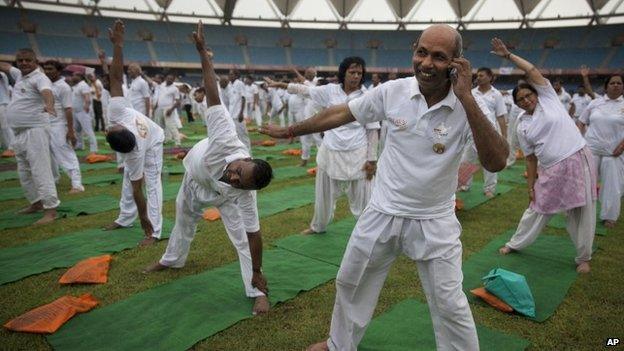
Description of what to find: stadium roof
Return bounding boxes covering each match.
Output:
[4,0,624,30]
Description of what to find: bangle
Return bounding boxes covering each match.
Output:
[286,125,296,138]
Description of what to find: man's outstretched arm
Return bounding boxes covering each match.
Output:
[192,21,220,107]
[260,103,354,139]
[108,20,125,98]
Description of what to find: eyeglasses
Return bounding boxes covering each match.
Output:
[516,92,535,103]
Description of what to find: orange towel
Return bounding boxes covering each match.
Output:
[470,287,514,313]
[85,153,113,164]
[1,149,15,158]
[4,294,99,334]
[282,149,302,156]
[261,139,276,146]
[307,167,317,176]
[202,208,221,221]
[59,255,112,285]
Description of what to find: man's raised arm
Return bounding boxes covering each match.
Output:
[192,22,220,107]
[108,20,125,98]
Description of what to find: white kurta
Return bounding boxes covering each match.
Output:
[227,79,251,151]
[108,97,165,238]
[159,104,264,298]
[49,78,83,190]
[579,95,624,222]
[72,80,98,152]
[0,72,14,150]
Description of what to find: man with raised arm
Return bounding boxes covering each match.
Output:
[262,24,508,351]
[144,22,274,315]
[102,20,165,246]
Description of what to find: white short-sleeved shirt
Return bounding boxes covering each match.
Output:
[91,79,104,101]
[128,76,150,115]
[292,83,380,151]
[268,87,284,111]
[108,97,164,181]
[72,80,91,112]
[156,83,180,109]
[556,89,572,110]
[183,105,259,232]
[571,93,592,118]
[243,83,258,102]
[579,95,624,156]
[347,76,491,219]
[50,78,73,126]
[227,79,245,118]
[516,81,586,168]
[472,86,507,120]
[287,92,304,113]
[7,67,53,129]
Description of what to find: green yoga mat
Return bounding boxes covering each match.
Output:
[547,209,608,236]
[80,162,119,171]
[497,164,527,185]
[457,181,513,210]
[0,220,174,285]
[0,195,119,230]
[462,230,580,322]
[275,217,356,266]
[257,183,315,217]
[273,164,316,181]
[47,248,339,351]
[0,170,18,182]
[0,186,23,202]
[360,298,529,350]
[82,174,122,186]
[254,154,287,161]
[253,142,301,153]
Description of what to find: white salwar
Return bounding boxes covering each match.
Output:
[49,123,83,190]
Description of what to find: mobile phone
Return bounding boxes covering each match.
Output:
[448,67,458,80]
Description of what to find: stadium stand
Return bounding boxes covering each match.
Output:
[0,7,621,72]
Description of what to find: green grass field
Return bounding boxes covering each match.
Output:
[0,120,622,351]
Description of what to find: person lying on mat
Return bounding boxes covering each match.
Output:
[494,38,597,274]
[261,24,507,351]
[102,20,165,247]
[144,21,274,315]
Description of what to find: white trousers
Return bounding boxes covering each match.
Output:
[505,157,595,264]
[0,104,14,149]
[309,167,371,233]
[327,209,478,351]
[159,173,265,298]
[461,146,497,193]
[73,110,98,152]
[268,108,285,127]
[593,153,624,222]
[163,109,182,146]
[115,143,163,238]
[301,133,322,161]
[246,103,262,127]
[49,123,83,189]
[506,113,520,167]
[13,127,60,209]
[287,108,297,127]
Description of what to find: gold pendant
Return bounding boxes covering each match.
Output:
[433,143,445,154]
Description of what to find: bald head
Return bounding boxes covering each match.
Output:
[304,67,317,81]
[416,24,463,58]
[127,63,142,79]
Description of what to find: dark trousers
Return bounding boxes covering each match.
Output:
[184,104,193,123]
[93,100,104,131]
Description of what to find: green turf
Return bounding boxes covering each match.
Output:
[497,164,527,184]
[0,170,18,182]
[80,162,119,171]
[0,220,174,285]
[81,174,122,186]
[0,187,23,202]
[0,195,119,230]
[47,248,339,351]
[461,230,580,322]
[547,209,608,236]
[360,298,530,350]
[457,181,514,210]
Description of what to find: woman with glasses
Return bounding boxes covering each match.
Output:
[492,38,597,273]
[578,74,624,229]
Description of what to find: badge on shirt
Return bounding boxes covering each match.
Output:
[432,122,450,154]
[388,117,408,131]
[135,118,148,138]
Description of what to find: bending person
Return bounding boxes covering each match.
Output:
[103,20,165,246]
[144,22,273,315]
[266,57,379,235]
[494,38,597,274]
[261,24,507,351]
[578,74,624,228]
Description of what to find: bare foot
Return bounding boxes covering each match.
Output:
[298,159,308,167]
[499,246,514,255]
[306,341,329,351]
[301,228,318,235]
[138,236,157,247]
[603,220,616,229]
[102,222,124,231]
[576,261,590,273]
[34,209,57,226]
[252,295,270,315]
[484,191,495,199]
[18,202,43,214]
[68,186,85,194]
[142,261,170,274]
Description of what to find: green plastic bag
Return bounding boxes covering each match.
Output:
[482,268,536,318]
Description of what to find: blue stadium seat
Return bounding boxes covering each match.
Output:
[38,34,95,60]
[0,31,31,56]
[464,50,504,68]
[97,38,151,62]
[543,48,609,68]
[248,46,286,65]
[608,46,624,69]
[210,44,245,65]
[291,48,329,66]
[376,49,410,68]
